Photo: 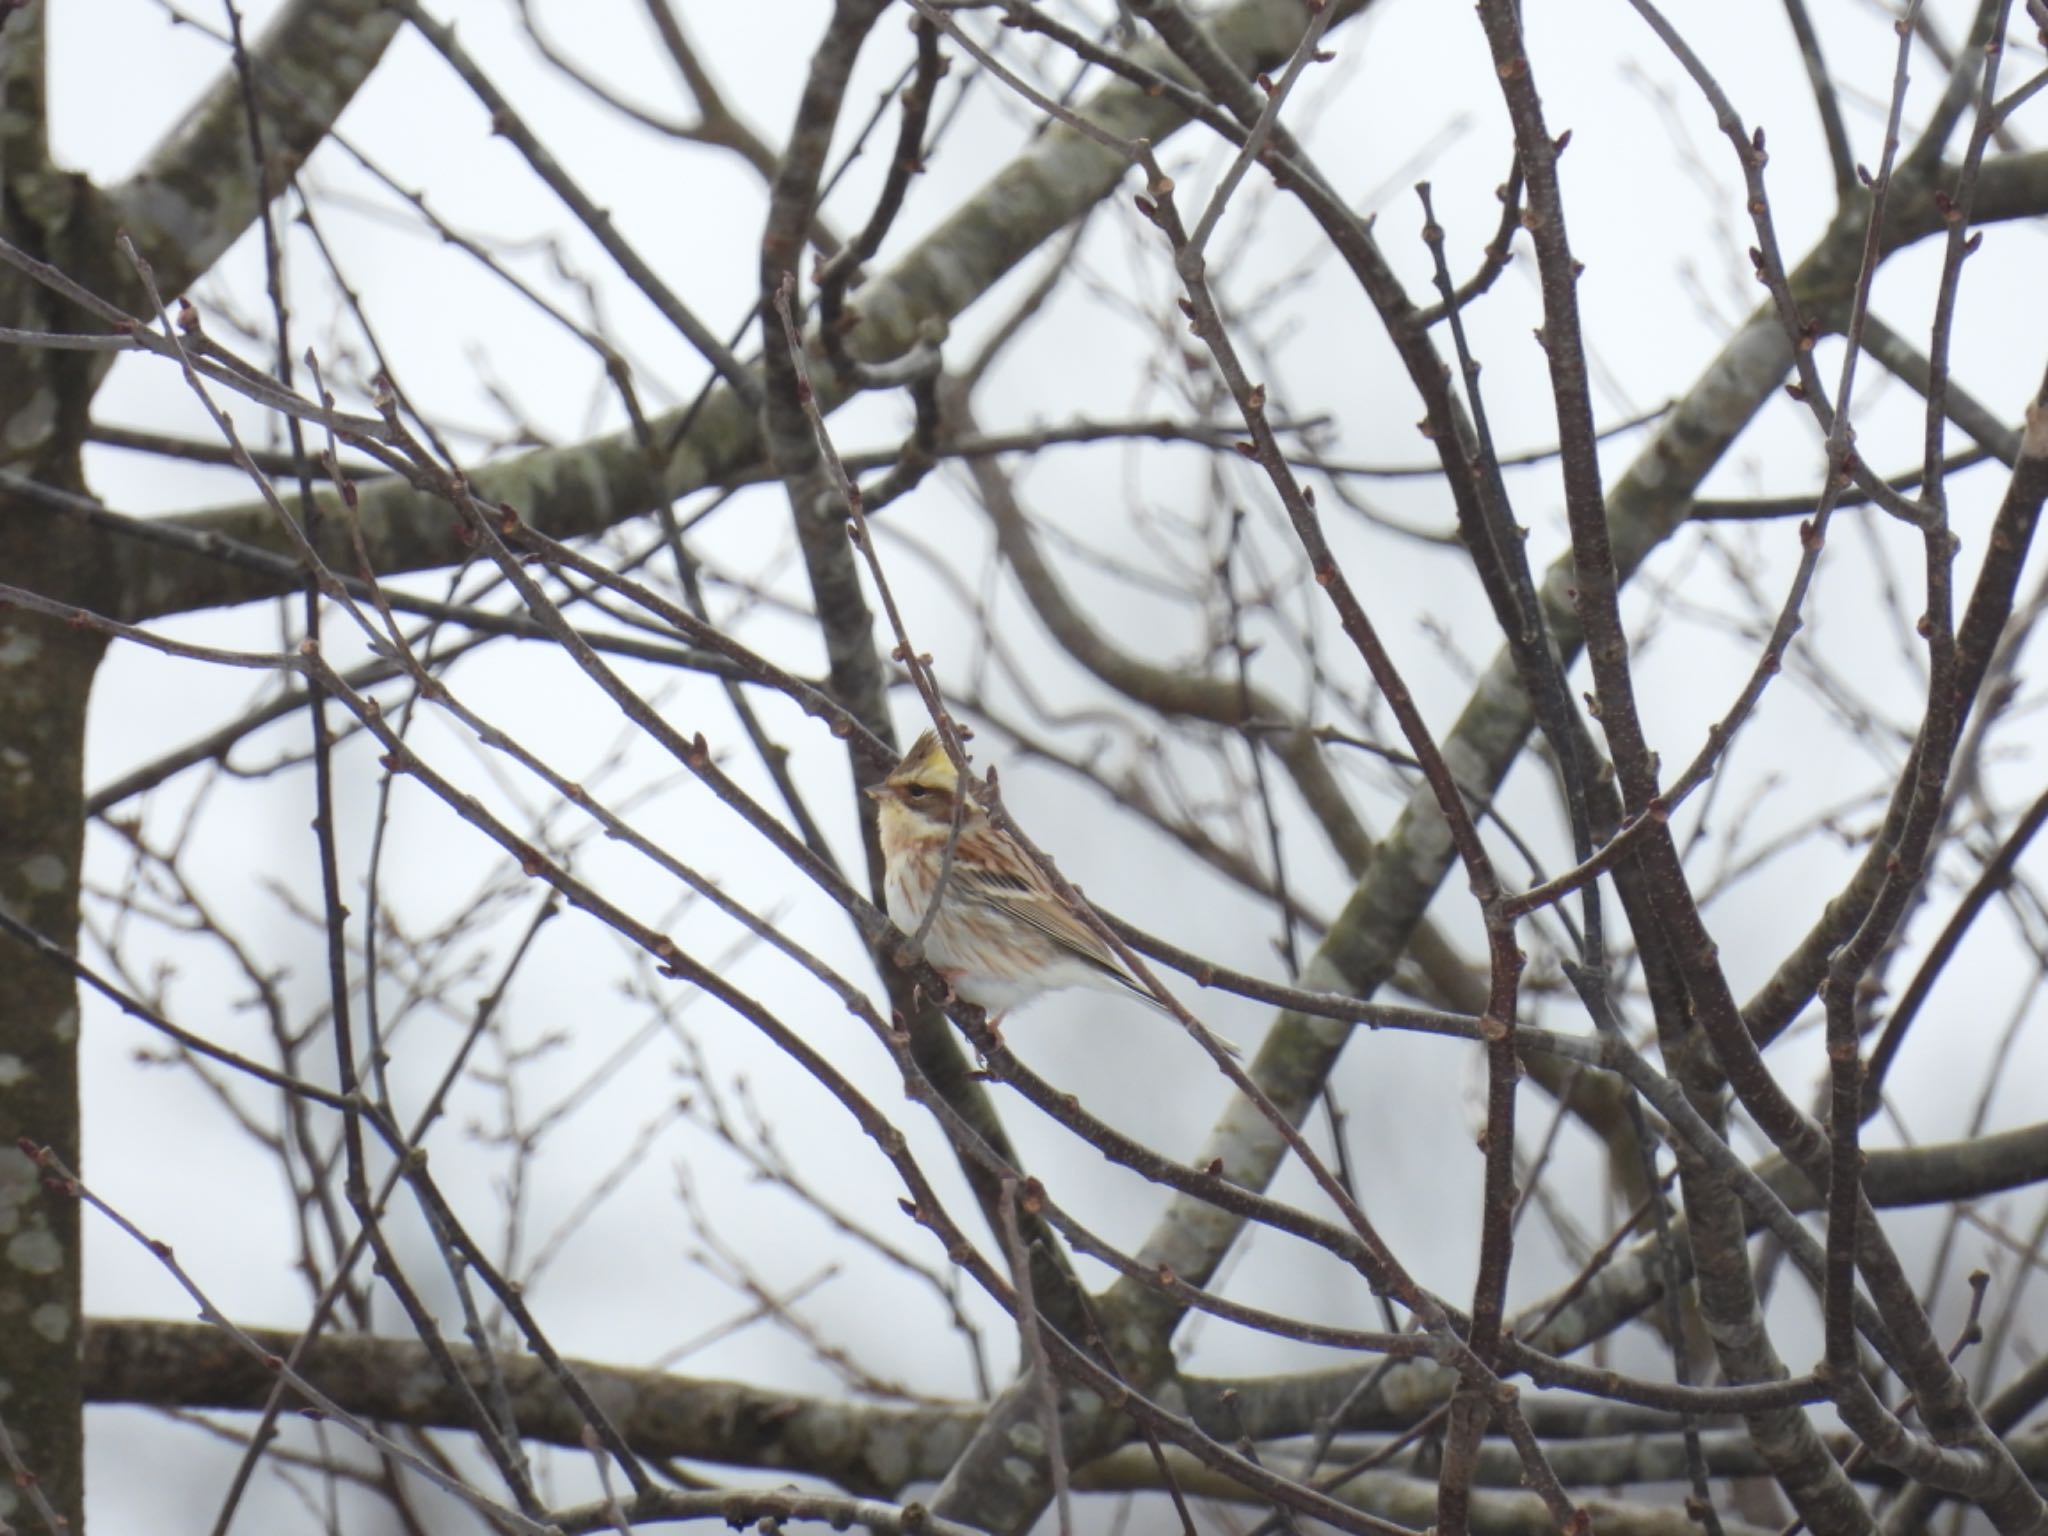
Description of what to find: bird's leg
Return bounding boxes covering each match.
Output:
[965,1008,1007,1066]
[931,970,1005,1055]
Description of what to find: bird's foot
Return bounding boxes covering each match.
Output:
[983,1011,1008,1056]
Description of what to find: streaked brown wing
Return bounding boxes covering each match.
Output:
[951,866,1149,995]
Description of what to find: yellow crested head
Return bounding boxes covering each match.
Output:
[867,729,973,838]
[887,730,958,795]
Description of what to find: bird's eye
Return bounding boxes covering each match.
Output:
[905,785,929,800]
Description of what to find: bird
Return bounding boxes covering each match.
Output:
[866,729,1237,1055]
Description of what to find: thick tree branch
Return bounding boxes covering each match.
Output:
[110,0,402,302]
[86,0,1381,625]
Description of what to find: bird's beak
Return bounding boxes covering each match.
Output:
[862,783,889,801]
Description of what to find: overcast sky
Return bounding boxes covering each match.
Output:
[41,2,2048,1528]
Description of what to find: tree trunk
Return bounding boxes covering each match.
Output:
[0,576,100,1535]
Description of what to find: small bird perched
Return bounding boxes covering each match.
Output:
[865,729,1173,1024]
